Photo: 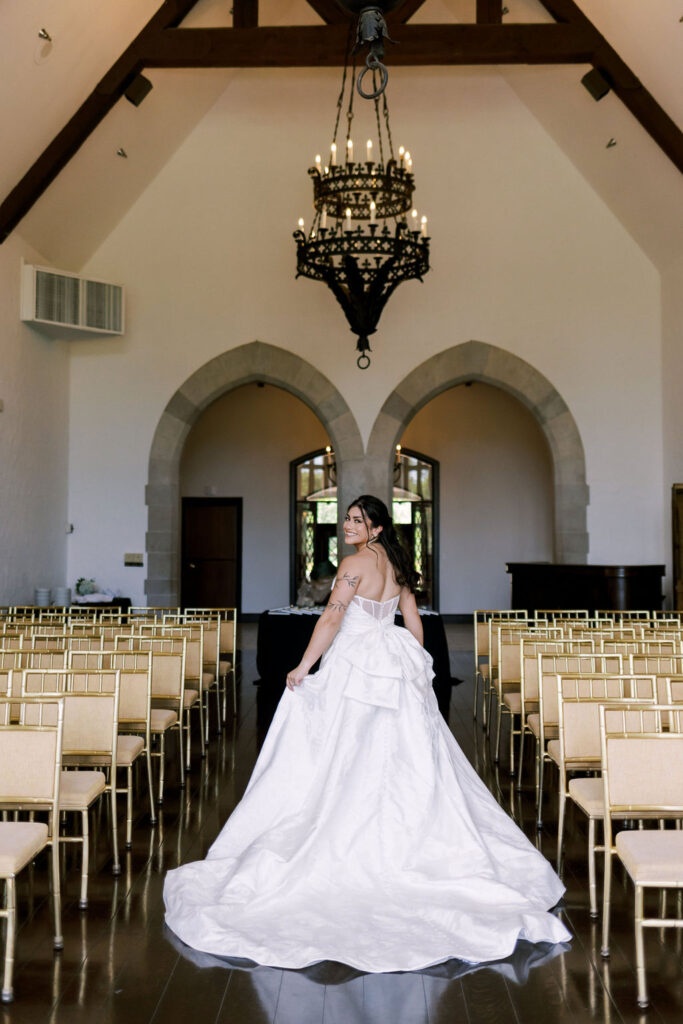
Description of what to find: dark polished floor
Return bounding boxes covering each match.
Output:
[3,628,683,1023]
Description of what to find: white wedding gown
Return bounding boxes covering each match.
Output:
[164,594,571,972]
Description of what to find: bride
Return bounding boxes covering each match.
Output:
[164,495,571,972]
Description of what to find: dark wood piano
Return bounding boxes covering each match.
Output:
[505,563,665,612]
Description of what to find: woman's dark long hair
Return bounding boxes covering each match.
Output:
[347,495,420,594]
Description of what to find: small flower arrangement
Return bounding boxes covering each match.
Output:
[75,577,97,596]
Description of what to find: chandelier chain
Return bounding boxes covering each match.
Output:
[346,51,357,143]
[382,91,395,162]
[373,80,385,169]
[332,20,354,148]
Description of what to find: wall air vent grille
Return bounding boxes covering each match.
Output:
[35,270,80,326]
[21,262,125,336]
[84,279,123,333]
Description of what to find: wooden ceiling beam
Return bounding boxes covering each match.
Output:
[476,1,503,24]
[1,0,681,244]
[143,23,594,68]
[232,0,259,30]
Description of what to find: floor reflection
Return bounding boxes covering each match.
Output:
[167,927,570,1023]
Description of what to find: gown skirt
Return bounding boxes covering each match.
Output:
[164,596,571,972]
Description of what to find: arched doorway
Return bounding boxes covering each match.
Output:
[145,342,363,607]
[180,383,330,612]
[401,382,553,611]
[367,340,589,567]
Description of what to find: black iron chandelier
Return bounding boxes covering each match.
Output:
[293,3,430,369]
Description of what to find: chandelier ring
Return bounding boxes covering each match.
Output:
[356,57,388,100]
[356,353,371,370]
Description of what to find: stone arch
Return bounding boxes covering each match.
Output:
[145,341,364,605]
[366,340,589,563]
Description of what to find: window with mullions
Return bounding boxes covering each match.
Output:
[393,447,439,609]
[290,446,438,608]
[291,449,338,604]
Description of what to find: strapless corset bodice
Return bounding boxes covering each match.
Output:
[347,592,400,626]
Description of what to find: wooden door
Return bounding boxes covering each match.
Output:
[181,498,242,611]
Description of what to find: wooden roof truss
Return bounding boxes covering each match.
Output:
[0,0,680,244]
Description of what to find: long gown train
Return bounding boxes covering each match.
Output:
[164,595,571,972]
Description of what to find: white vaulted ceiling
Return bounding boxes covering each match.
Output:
[2,0,681,270]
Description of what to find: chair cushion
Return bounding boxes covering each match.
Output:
[219,657,233,673]
[503,692,522,714]
[150,708,177,732]
[0,822,48,876]
[116,735,145,766]
[202,671,216,687]
[547,739,561,766]
[528,714,558,741]
[616,831,683,886]
[479,663,489,680]
[59,770,106,810]
[568,777,604,817]
[183,688,199,708]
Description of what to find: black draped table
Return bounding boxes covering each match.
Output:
[256,607,454,719]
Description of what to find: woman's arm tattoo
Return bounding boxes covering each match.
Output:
[340,573,359,590]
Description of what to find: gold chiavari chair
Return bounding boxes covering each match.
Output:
[0,696,64,1002]
[554,675,658,892]
[110,658,154,846]
[27,634,70,652]
[136,624,205,766]
[65,652,154,845]
[129,606,179,625]
[486,614,532,734]
[629,652,683,703]
[117,635,188,791]
[567,697,670,923]
[535,609,590,621]
[493,624,562,771]
[516,638,595,790]
[185,607,239,721]
[596,610,651,622]
[217,607,238,719]
[533,652,622,827]
[473,610,492,725]
[599,703,683,1006]
[167,614,221,739]
[21,668,121,878]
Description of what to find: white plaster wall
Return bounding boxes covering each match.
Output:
[0,234,69,603]
[661,252,683,606]
[401,383,554,612]
[63,65,663,604]
[179,383,329,612]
